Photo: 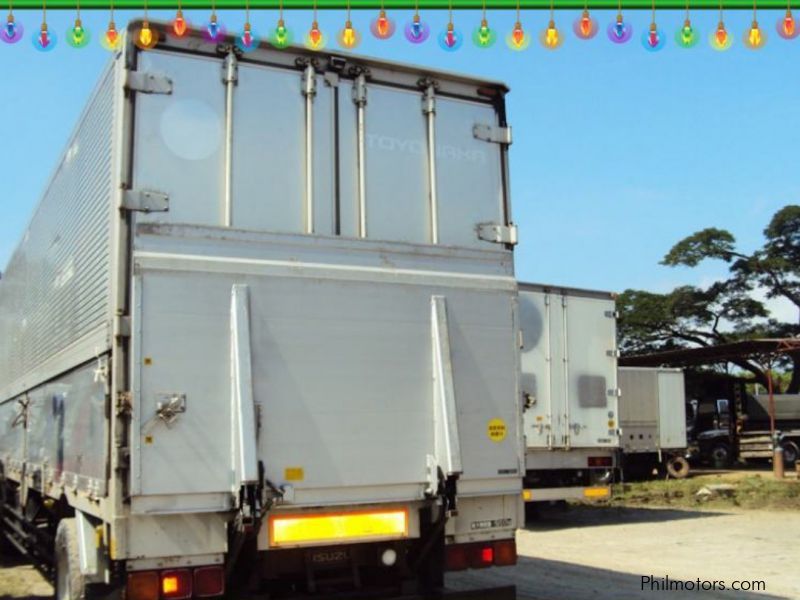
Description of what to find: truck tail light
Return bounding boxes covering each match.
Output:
[588,456,612,467]
[126,571,159,600]
[445,545,469,571]
[161,569,192,599]
[194,566,226,597]
[493,540,517,566]
[471,545,494,569]
[445,540,517,571]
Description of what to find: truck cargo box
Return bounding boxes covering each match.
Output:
[618,367,686,453]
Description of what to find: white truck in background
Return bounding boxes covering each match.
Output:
[518,283,620,513]
[0,22,522,600]
[617,368,690,480]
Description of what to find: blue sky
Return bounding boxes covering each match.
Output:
[1,8,798,320]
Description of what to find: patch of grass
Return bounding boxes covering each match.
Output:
[608,474,800,511]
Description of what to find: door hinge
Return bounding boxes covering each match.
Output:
[605,310,620,319]
[477,222,518,245]
[606,349,621,358]
[122,190,169,213]
[473,123,512,145]
[608,388,622,397]
[116,391,132,417]
[124,70,173,95]
[114,315,131,339]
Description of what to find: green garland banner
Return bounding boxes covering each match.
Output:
[2,0,792,9]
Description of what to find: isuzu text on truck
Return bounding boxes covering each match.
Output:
[0,23,523,599]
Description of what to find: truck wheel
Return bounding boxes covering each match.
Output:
[666,456,690,479]
[781,441,799,467]
[55,518,86,600]
[710,444,731,469]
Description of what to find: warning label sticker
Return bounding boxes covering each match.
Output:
[284,467,305,481]
[487,418,508,443]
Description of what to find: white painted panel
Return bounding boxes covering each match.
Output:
[658,370,687,450]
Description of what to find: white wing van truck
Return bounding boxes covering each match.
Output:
[518,283,620,512]
[0,22,522,600]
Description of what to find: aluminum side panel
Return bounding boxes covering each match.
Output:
[0,62,116,401]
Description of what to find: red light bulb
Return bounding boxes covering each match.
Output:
[173,9,187,37]
[377,11,389,37]
[309,21,322,47]
[580,11,592,37]
[106,21,118,45]
[784,11,796,36]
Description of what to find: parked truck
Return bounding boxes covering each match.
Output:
[684,372,800,468]
[0,22,523,599]
[617,367,690,480]
[518,283,619,512]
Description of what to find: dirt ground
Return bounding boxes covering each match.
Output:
[451,505,800,600]
[2,505,798,599]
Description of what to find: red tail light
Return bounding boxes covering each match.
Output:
[588,456,613,467]
[446,540,517,571]
[161,569,192,600]
[494,540,517,566]
[471,545,494,568]
[194,566,226,598]
[126,571,159,600]
[445,544,469,571]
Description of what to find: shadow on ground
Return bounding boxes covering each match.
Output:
[449,556,789,600]
[524,503,726,531]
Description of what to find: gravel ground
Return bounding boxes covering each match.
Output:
[2,506,797,599]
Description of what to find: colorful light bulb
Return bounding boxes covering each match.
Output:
[2,12,23,43]
[371,9,395,39]
[305,20,325,49]
[607,14,633,44]
[438,21,462,51]
[404,14,430,43]
[32,21,56,51]
[777,9,798,39]
[642,22,665,51]
[202,13,226,42]
[236,21,259,52]
[338,19,360,49]
[506,20,529,50]
[172,9,188,37]
[472,18,496,48]
[102,19,120,50]
[573,9,598,40]
[675,18,699,48]
[539,19,563,49]
[744,19,766,48]
[269,19,292,48]
[710,21,732,50]
[67,17,90,48]
[135,20,159,50]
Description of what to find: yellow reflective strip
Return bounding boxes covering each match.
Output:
[270,509,408,547]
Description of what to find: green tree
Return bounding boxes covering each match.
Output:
[619,205,800,392]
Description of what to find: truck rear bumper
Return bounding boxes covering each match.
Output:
[236,585,516,600]
[522,485,610,503]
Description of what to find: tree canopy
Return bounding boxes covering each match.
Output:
[619,205,800,393]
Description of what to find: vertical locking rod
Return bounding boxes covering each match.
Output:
[353,73,368,238]
[222,52,238,228]
[302,64,317,234]
[422,83,439,245]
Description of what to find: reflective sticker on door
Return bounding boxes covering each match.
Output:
[487,418,508,443]
[284,467,305,481]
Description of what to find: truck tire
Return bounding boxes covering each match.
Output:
[781,441,799,467]
[710,444,731,469]
[666,456,690,479]
[55,518,87,600]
